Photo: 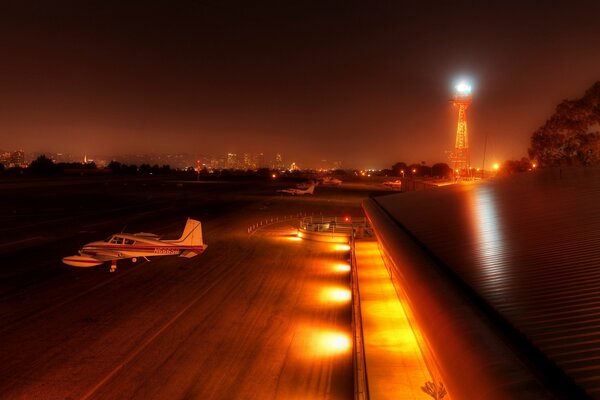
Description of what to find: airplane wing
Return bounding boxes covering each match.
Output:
[81,249,131,261]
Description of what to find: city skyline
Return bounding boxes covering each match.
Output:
[0,148,347,171]
[1,2,599,168]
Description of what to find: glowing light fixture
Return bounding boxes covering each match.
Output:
[455,81,472,94]
[318,332,351,354]
[320,287,352,304]
[332,244,351,252]
[333,263,351,273]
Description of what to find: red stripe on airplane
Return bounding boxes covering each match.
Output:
[63,258,102,264]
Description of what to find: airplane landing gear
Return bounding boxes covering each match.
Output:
[110,260,117,273]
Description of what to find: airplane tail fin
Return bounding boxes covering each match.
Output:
[171,218,204,247]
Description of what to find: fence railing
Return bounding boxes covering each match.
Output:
[351,235,370,400]
[299,216,369,234]
[247,212,310,234]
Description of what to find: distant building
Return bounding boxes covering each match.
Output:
[242,153,252,170]
[226,153,237,169]
[0,150,11,167]
[255,153,265,169]
[274,153,284,170]
[10,150,25,167]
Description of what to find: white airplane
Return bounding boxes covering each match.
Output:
[62,218,207,272]
[296,180,316,189]
[383,180,402,190]
[321,177,342,186]
[277,184,316,195]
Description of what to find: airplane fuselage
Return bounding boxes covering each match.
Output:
[63,218,206,271]
[81,238,205,259]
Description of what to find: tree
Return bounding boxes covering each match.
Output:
[432,163,452,178]
[529,81,600,167]
[391,162,407,176]
[499,157,533,175]
[108,161,122,173]
[139,164,152,174]
[28,155,58,174]
[408,163,421,176]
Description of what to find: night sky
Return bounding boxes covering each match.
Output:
[1,1,599,168]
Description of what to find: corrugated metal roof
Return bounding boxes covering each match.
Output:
[374,168,600,398]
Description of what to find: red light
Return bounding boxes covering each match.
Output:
[344,216,350,222]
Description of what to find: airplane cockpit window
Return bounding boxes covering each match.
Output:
[110,237,123,244]
[124,239,135,245]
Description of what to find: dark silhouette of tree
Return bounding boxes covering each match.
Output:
[28,155,58,174]
[432,163,452,178]
[139,164,152,174]
[529,81,600,166]
[391,162,407,176]
[56,162,97,171]
[108,161,122,173]
[499,157,533,175]
[408,163,421,176]
[122,164,138,174]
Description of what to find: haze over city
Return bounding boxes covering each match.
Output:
[2,1,600,168]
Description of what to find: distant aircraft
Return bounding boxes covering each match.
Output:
[296,180,316,189]
[62,218,207,272]
[321,177,342,186]
[383,180,402,190]
[277,184,316,195]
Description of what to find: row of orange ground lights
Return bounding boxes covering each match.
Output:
[286,233,353,358]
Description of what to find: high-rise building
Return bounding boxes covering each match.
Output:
[226,153,237,169]
[10,150,25,167]
[274,153,283,170]
[242,153,252,169]
[256,153,265,169]
[0,150,11,167]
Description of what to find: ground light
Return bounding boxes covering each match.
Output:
[320,287,351,304]
[294,324,352,359]
[333,263,351,273]
[332,244,351,252]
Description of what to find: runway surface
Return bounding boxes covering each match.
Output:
[0,177,387,399]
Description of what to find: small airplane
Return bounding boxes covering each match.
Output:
[277,184,316,195]
[62,218,207,272]
[296,180,316,189]
[320,177,342,186]
[383,180,402,190]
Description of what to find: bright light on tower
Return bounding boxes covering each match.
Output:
[455,81,472,94]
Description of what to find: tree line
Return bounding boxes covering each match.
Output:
[529,81,600,167]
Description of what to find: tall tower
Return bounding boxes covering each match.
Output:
[451,81,472,174]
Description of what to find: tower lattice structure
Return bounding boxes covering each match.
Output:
[451,93,472,173]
